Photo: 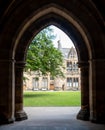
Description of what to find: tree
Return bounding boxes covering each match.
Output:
[25,26,64,78]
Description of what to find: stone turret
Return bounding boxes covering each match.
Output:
[57,40,62,50]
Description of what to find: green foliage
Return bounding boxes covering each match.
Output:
[25,26,64,78]
[23,91,81,106]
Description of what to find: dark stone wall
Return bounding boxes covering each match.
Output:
[0,0,105,124]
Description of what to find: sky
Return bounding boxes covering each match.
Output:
[50,25,74,48]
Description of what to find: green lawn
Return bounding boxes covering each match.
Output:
[23,91,81,106]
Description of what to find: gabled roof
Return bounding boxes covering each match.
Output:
[59,47,77,59]
[68,47,77,58]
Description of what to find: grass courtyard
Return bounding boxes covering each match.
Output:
[23,91,81,106]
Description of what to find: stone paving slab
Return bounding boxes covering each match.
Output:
[0,107,105,130]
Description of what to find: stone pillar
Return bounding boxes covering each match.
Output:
[77,61,90,121]
[0,59,15,124]
[15,61,28,121]
[89,59,105,123]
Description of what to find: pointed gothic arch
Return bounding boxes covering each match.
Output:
[13,4,90,122]
[0,0,105,124]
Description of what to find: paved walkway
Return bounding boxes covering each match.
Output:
[0,107,105,130]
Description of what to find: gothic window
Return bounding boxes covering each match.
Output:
[32,77,39,90]
[70,51,75,58]
[72,62,76,71]
[71,62,79,72]
[67,61,72,71]
[67,78,72,87]
[73,78,79,88]
[42,77,48,90]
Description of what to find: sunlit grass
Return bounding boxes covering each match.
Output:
[23,91,81,106]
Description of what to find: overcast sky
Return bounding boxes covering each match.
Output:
[50,25,74,48]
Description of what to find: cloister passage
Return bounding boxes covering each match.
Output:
[0,0,105,125]
[15,11,89,122]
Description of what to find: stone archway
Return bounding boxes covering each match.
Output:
[14,5,90,122]
[0,0,105,124]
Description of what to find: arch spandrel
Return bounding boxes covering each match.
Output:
[0,1,105,61]
[14,5,90,63]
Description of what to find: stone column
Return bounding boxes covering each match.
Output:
[0,59,15,124]
[15,61,28,121]
[77,61,90,121]
[89,59,105,123]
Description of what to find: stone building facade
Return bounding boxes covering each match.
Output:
[23,41,80,91]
